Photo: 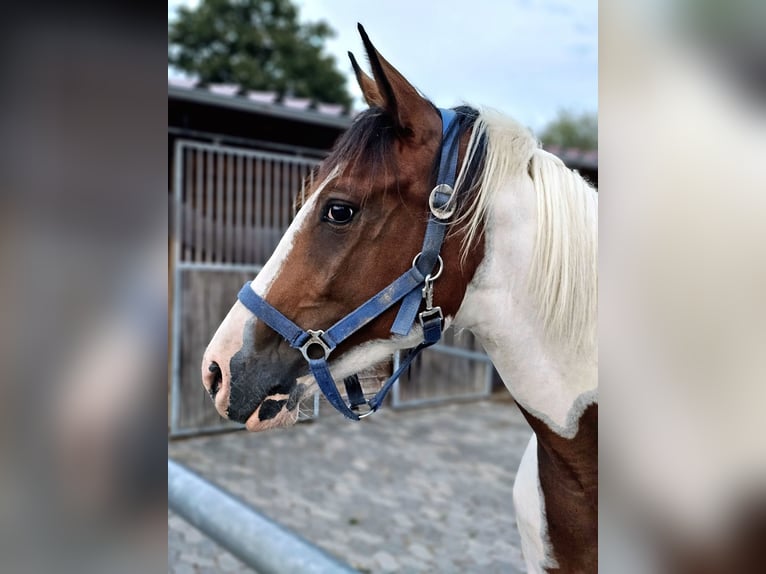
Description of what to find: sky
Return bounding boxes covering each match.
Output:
[168,0,597,131]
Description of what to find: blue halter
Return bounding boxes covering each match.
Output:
[237,108,462,420]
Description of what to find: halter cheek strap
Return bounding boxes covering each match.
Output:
[236,108,461,420]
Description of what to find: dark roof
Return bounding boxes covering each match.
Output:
[168,77,353,130]
[168,78,598,172]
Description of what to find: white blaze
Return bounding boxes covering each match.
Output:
[250,187,323,297]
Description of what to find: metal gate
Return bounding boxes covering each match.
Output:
[170,140,320,436]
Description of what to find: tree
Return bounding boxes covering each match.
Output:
[168,0,352,109]
[538,109,598,150]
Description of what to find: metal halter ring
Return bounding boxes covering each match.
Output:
[299,329,333,362]
[412,253,444,281]
[355,403,377,419]
[429,184,456,220]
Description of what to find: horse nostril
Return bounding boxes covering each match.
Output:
[207,362,222,398]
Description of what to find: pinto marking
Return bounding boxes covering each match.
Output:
[514,435,559,573]
[455,134,597,438]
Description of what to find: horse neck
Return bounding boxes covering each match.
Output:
[454,173,597,441]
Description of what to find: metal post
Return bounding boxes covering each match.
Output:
[168,460,358,574]
[170,142,184,434]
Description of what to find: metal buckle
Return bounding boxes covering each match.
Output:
[419,306,443,327]
[354,402,377,419]
[429,184,456,220]
[299,329,332,362]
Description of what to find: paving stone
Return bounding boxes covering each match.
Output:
[181,526,204,544]
[170,562,195,574]
[372,550,399,572]
[408,542,434,561]
[168,514,186,530]
[216,552,243,572]
[349,528,385,545]
[397,558,428,573]
[392,512,414,530]
[179,552,216,568]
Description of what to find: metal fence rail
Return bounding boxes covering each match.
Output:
[168,459,358,574]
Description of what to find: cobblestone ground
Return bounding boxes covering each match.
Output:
[169,396,532,573]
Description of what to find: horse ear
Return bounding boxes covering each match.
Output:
[348,51,384,108]
[357,23,438,137]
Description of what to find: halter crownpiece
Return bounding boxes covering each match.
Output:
[236,108,463,420]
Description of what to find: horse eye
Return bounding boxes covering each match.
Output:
[324,204,355,224]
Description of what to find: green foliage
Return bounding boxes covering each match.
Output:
[169,0,352,108]
[539,109,598,150]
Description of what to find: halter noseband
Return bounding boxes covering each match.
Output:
[236,108,462,420]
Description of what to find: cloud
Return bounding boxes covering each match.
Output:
[296,0,597,128]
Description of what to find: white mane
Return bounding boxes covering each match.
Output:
[454,107,598,354]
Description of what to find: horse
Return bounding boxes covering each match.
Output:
[202,24,598,574]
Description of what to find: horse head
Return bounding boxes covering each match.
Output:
[201,25,485,430]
